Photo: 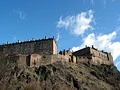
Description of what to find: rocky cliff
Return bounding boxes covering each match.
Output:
[0,56,120,90]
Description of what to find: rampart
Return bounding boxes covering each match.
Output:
[0,54,76,67]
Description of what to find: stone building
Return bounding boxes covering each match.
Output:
[0,37,77,67]
[0,36,114,67]
[73,45,113,65]
[0,37,58,55]
[59,49,76,63]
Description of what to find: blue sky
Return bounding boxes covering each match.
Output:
[0,0,120,70]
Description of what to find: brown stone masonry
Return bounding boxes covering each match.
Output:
[0,37,58,55]
[73,45,113,65]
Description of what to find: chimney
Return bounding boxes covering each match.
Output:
[63,49,65,55]
[32,38,35,41]
[18,40,21,43]
[53,36,54,39]
[92,45,94,48]
[7,41,9,44]
[28,39,30,41]
[45,36,46,39]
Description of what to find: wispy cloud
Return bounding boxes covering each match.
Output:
[57,10,94,36]
[91,0,94,5]
[111,0,117,2]
[117,15,120,24]
[115,61,120,67]
[115,60,120,71]
[90,0,117,7]
[56,33,60,41]
[101,0,118,6]
[13,9,26,20]
[102,0,107,6]
[72,31,120,61]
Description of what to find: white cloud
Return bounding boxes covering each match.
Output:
[90,0,117,7]
[91,0,94,4]
[13,9,26,20]
[115,61,120,67]
[72,31,120,61]
[57,10,94,36]
[56,33,60,41]
[102,0,107,5]
[115,61,120,71]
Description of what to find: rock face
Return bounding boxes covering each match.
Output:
[0,57,120,90]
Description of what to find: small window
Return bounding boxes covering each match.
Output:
[33,60,36,65]
[99,53,100,56]
[43,56,46,58]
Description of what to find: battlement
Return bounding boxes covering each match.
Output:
[0,36,57,46]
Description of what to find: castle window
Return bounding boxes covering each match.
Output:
[103,55,105,58]
[33,60,36,65]
[102,54,103,57]
[99,53,100,56]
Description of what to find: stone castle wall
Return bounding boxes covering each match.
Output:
[0,38,58,55]
[73,46,113,65]
[29,54,76,67]
[0,37,113,67]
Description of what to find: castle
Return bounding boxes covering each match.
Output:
[0,37,113,67]
[0,37,57,55]
[73,45,113,65]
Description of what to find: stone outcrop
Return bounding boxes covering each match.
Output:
[0,57,119,90]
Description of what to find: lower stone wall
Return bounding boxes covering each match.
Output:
[52,54,69,62]
[30,54,70,67]
[0,53,113,68]
[30,54,42,67]
[29,54,77,67]
[76,56,89,63]
[76,56,113,65]
[19,55,28,66]
[0,55,26,66]
[40,55,53,65]
[91,56,113,65]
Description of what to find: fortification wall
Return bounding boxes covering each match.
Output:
[90,48,108,60]
[0,38,58,55]
[0,55,27,66]
[76,56,89,63]
[30,54,42,67]
[90,48,113,65]
[29,54,76,67]
[18,55,28,66]
[53,40,58,54]
[107,53,113,64]
[73,46,113,65]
